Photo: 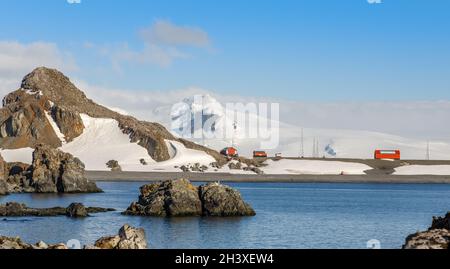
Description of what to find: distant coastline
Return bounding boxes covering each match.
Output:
[86,171,450,184]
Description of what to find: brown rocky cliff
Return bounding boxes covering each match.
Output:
[0,67,226,164]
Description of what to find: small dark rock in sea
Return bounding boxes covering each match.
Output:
[0,202,115,218]
[123,178,256,217]
[199,182,255,216]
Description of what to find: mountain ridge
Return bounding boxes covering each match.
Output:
[0,67,226,166]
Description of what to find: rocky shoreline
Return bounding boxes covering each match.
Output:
[124,178,256,217]
[403,212,450,249]
[0,202,115,218]
[0,224,147,250]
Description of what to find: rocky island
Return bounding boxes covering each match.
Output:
[124,178,256,217]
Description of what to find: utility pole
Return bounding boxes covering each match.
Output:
[300,128,304,158]
[312,137,316,158]
[316,137,320,158]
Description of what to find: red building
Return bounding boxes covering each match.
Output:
[374,150,401,160]
[220,147,239,157]
[253,151,268,158]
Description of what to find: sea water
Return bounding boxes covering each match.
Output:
[1,181,450,249]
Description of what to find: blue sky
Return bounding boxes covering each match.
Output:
[0,0,449,101]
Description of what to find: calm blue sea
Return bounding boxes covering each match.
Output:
[1,181,450,249]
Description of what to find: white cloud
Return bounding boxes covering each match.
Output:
[110,43,190,69]
[73,80,450,141]
[0,41,77,96]
[140,20,210,47]
[86,20,211,69]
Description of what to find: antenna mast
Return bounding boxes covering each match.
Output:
[300,128,304,158]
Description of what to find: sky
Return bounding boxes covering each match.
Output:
[0,0,449,101]
[0,0,450,139]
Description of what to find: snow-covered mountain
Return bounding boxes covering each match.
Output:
[166,94,450,160]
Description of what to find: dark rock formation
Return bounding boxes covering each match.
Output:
[92,224,147,249]
[0,202,114,217]
[50,105,84,142]
[0,154,7,195]
[124,178,255,217]
[31,144,101,193]
[66,203,88,218]
[431,212,450,230]
[124,179,202,217]
[403,212,450,249]
[228,161,242,170]
[106,160,122,172]
[199,182,256,216]
[0,224,146,250]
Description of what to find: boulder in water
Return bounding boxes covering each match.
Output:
[124,178,256,217]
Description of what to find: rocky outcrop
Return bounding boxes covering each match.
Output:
[50,105,84,142]
[431,212,450,230]
[0,154,6,195]
[125,179,202,217]
[124,179,255,217]
[0,67,226,165]
[403,229,450,249]
[2,145,101,194]
[92,224,147,249]
[179,163,209,173]
[228,161,242,170]
[31,144,101,193]
[403,212,450,249]
[0,202,114,217]
[0,89,63,149]
[0,225,146,250]
[106,160,122,172]
[199,182,256,216]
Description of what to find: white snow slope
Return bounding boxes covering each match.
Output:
[394,165,450,175]
[60,114,154,171]
[0,114,217,172]
[262,159,372,175]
